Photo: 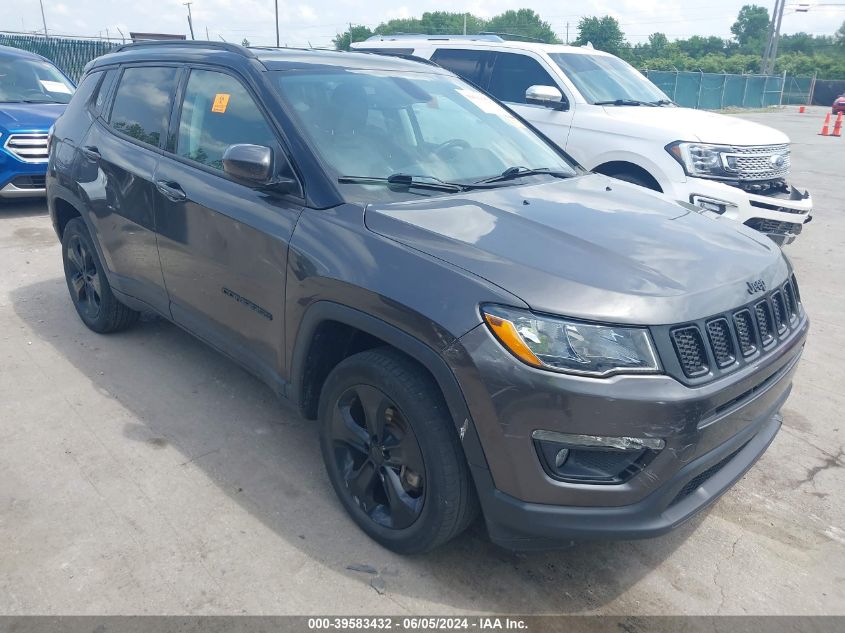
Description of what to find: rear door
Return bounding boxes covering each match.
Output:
[81,65,180,313]
[153,66,303,390]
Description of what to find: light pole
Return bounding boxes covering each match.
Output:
[274,0,280,47]
[184,2,195,40]
[38,0,49,39]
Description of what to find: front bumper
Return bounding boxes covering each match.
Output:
[449,311,807,550]
[1,139,48,199]
[666,177,812,246]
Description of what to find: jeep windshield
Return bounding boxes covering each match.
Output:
[0,58,75,104]
[272,69,577,201]
[549,52,671,107]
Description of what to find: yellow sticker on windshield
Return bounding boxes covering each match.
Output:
[211,93,230,113]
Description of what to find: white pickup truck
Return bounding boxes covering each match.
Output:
[353,35,813,245]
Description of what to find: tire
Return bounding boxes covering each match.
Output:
[62,217,139,333]
[318,347,478,554]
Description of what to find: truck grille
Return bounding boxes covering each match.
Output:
[726,144,790,181]
[4,133,49,163]
[668,278,802,380]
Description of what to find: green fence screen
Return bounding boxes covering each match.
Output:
[1,33,118,83]
[643,69,812,109]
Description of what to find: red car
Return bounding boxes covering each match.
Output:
[834,94,845,114]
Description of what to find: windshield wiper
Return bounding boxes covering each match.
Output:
[650,99,674,106]
[338,173,467,193]
[594,99,657,107]
[474,166,571,185]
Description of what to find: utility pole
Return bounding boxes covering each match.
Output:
[463,13,467,36]
[762,0,785,75]
[184,2,195,40]
[275,0,280,47]
[206,26,210,40]
[38,0,49,39]
[566,22,569,45]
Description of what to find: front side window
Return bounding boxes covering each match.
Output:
[176,69,277,171]
[272,69,575,201]
[109,66,179,147]
[0,57,75,104]
[487,53,557,104]
[550,52,669,105]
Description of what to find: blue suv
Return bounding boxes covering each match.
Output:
[0,45,75,199]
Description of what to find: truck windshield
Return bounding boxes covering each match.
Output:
[549,52,669,106]
[0,58,75,104]
[272,69,576,199]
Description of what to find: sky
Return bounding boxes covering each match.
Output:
[7,0,845,48]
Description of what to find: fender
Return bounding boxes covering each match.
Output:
[287,300,491,472]
[586,149,675,193]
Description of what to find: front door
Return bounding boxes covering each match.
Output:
[485,51,576,150]
[153,67,302,390]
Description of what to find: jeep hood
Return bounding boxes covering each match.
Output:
[364,174,789,325]
[0,103,66,132]
[601,105,789,146]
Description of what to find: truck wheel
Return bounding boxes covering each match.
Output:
[318,348,478,553]
[62,217,139,333]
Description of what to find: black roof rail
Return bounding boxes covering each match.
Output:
[112,40,255,57]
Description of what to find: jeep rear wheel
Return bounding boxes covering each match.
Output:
[318,348,478,553]
[62,218,139,333]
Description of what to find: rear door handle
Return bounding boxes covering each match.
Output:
[155,180,187,202]
[81,145,101,161]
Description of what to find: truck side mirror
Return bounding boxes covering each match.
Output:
[525,85,568,111]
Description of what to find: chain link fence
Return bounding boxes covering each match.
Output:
[643,70,814,109]
[0,33,118,82]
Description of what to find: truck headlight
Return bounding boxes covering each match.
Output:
[481,305,660,377]
[667,141,736,179]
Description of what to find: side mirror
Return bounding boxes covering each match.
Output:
[222,143,298,194]
[525,85,568,111]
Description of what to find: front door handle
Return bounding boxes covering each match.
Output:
[80,145,101,162]
[155,180,187,202]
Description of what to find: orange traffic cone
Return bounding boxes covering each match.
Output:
[799,105,806,113]
[820,113,831,136]
[834,113,843,137]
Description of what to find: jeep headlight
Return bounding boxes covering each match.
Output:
[667,141,735,179]
[481,305,660,377]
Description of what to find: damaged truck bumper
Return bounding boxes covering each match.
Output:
[673,177,813,246]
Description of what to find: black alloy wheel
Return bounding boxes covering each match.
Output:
[328,384,425,529]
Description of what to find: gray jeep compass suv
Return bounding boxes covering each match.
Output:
[47,41,808,553]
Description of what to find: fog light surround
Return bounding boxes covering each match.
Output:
[690,194,736,216]
[532,430,664,484]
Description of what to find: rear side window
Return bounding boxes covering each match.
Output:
[57,71,101,119]
[93,69,117,115]
[487,52,557,104]
[109,66,179,147]
[176,69,277,171]
[431,49,492,87]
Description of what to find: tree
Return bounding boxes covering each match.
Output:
[730,5,770,51]
[837,21,845,48]
[574,16,625,57]
[485,9,559,43]
[333,25,374,51]
[648,32,668,55]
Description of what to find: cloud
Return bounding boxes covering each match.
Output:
[14,0,845,48]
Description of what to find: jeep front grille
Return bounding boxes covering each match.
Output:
[664,278,802,382]
[4,133,49,163]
